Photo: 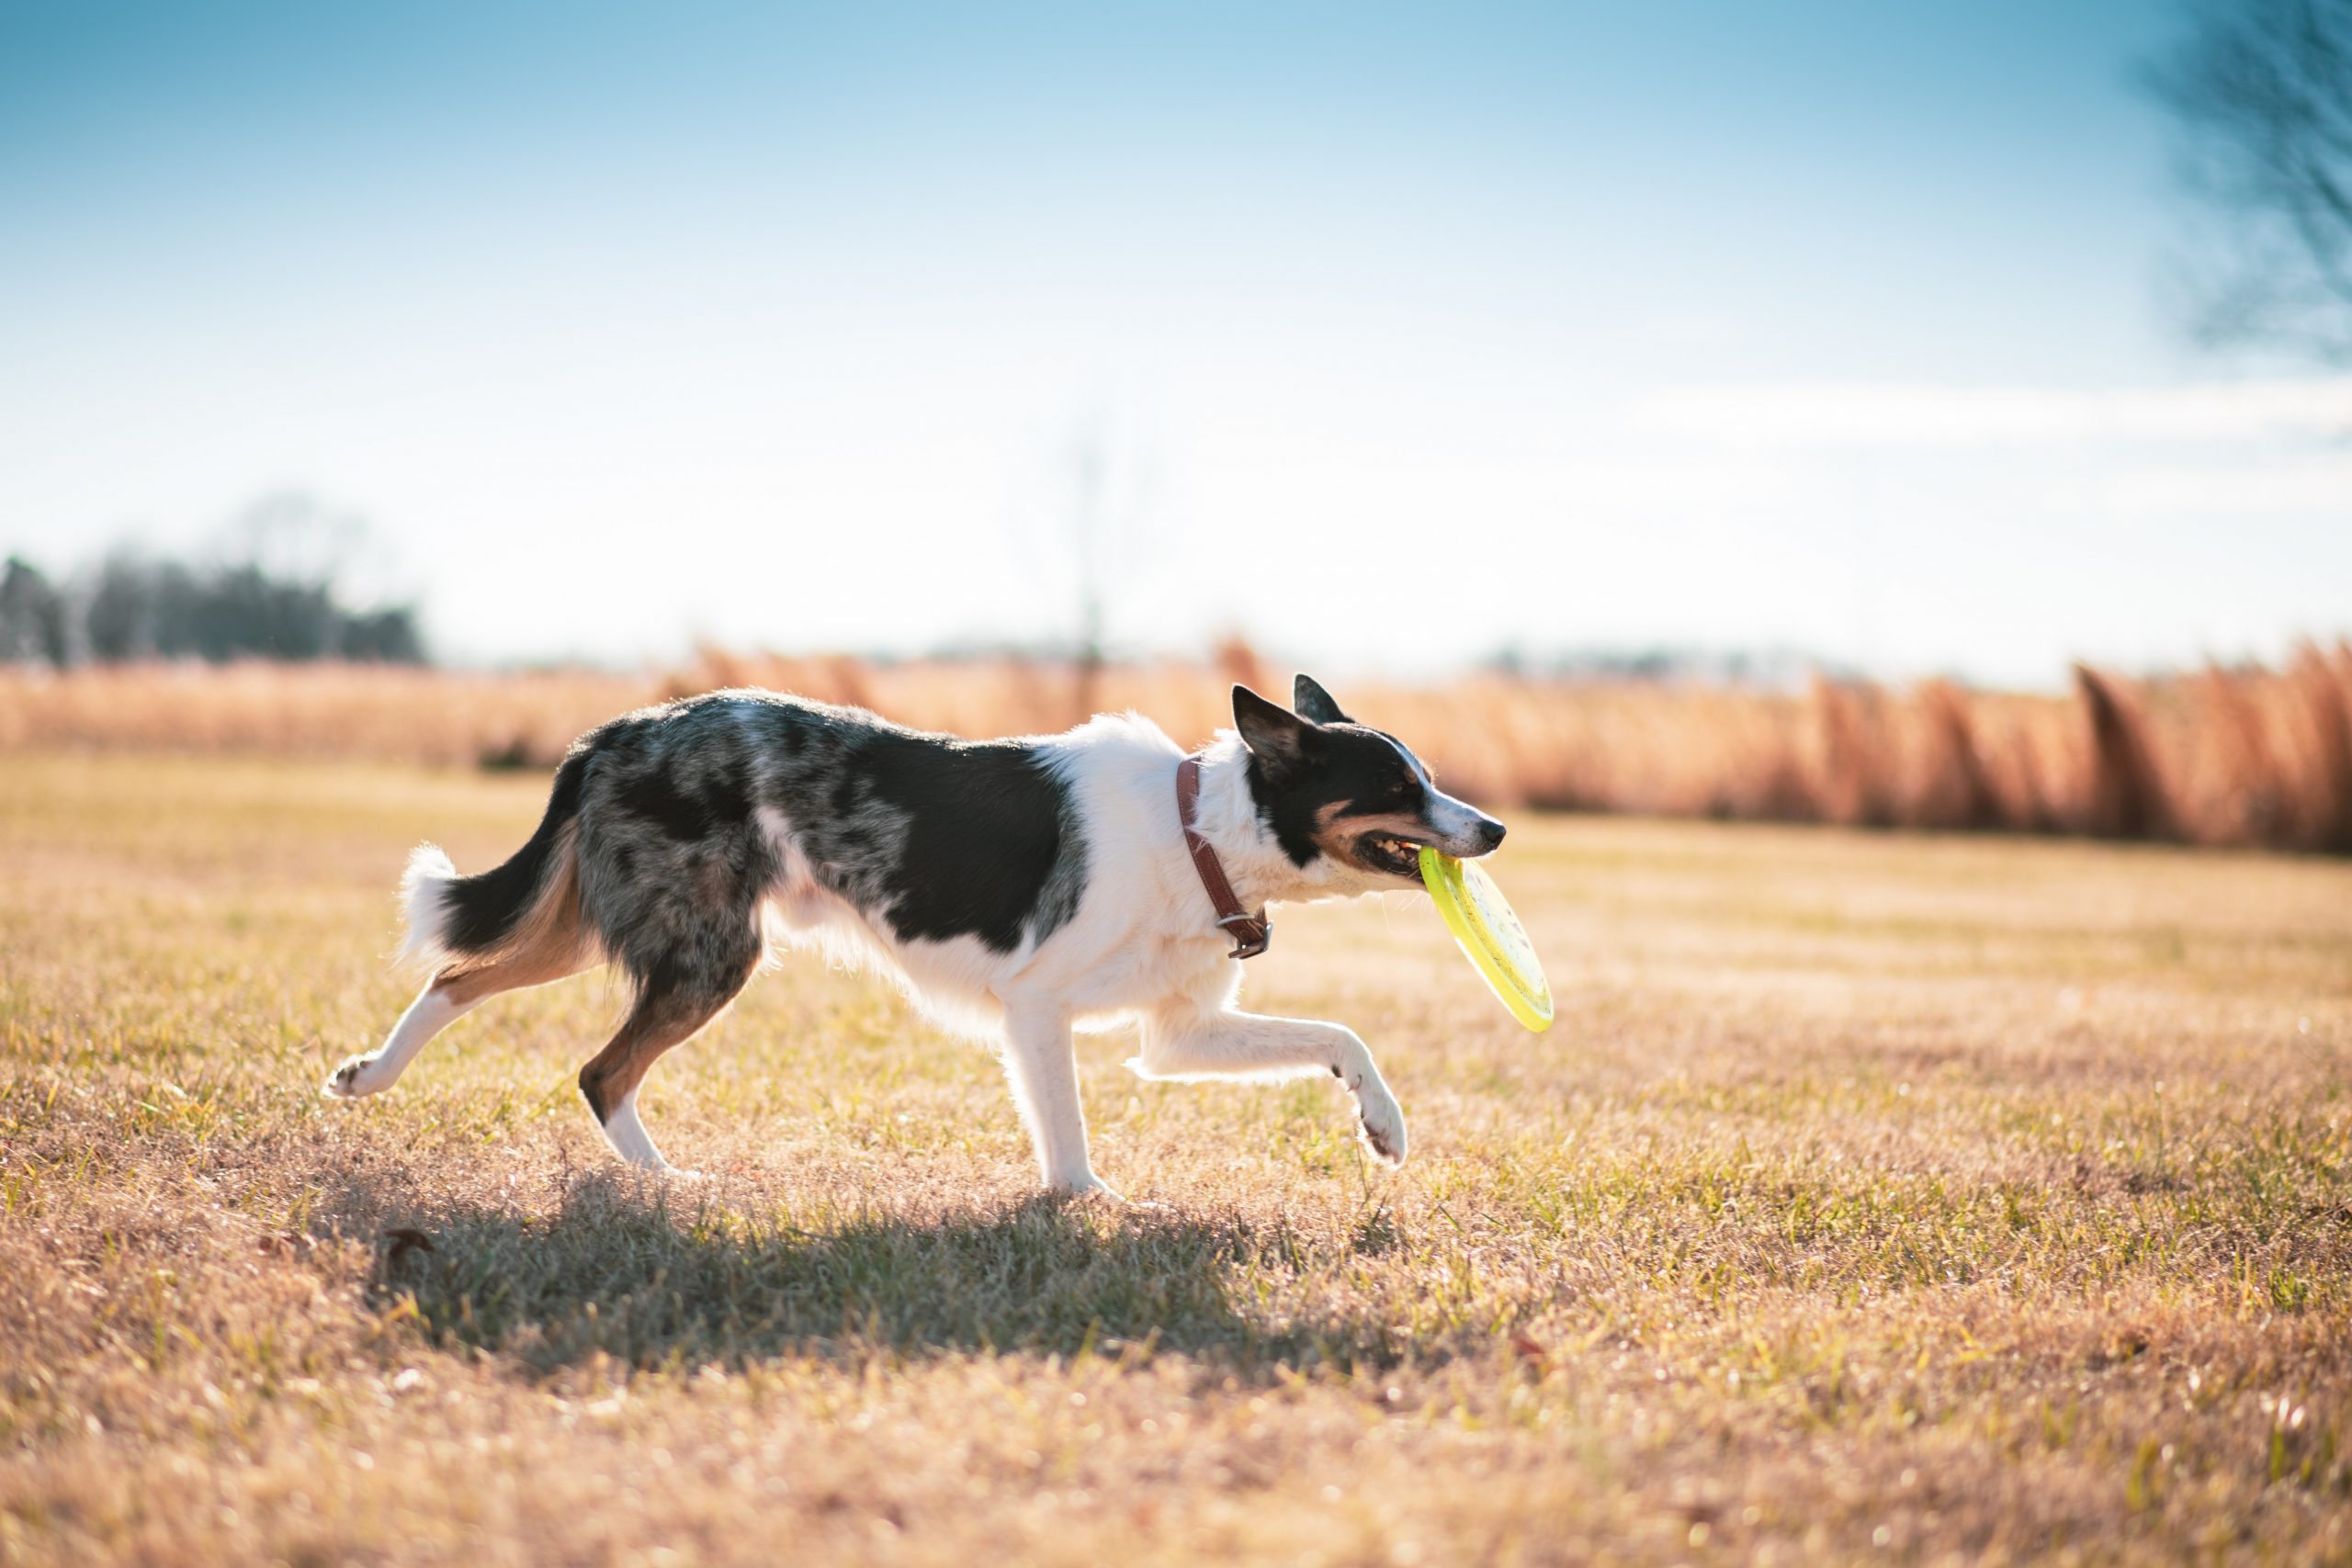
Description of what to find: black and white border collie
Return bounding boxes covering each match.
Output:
[324,675,1505,1199]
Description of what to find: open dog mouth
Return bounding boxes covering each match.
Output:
[1356,832,1427,879]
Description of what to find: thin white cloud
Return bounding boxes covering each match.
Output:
[1643,378,2352,448]
[2074,459,2352,516]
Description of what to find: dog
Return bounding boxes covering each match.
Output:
[324,674,1505,1198]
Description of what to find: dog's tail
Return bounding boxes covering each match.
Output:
[400,750,593,972]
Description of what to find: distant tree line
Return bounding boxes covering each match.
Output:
[1479,641,1838,687]
[0,551,425,665]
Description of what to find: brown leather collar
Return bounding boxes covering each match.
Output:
[1175,754,1271,960]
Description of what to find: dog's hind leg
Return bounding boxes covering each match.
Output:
[325,937,599,1100]
[1130,1005,1408,1167]
[576,925,762,1174]
[329,818,596,1101]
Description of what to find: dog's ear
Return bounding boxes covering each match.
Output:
[1233,684,1315,777]
[1292,673,1350,726]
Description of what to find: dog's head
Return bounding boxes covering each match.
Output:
[1232,674,1506,886]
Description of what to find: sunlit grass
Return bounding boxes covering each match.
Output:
[2,752,2348,1564]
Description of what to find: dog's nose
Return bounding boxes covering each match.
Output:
[1476,818,1507,852]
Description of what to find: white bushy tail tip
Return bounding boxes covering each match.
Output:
[397,843,458,967]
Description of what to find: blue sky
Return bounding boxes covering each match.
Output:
[2,1,2345,684]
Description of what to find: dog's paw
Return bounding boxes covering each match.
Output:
[1354,1084,1408,1168]
[1051,1174,1130,1204]
[322,1054,393,1100]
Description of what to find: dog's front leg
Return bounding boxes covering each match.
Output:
[998,998,1117,1198]
[1131,1006,1407,1167]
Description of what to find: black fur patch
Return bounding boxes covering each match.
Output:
[859,735,1083,953]
[614,759,751,840]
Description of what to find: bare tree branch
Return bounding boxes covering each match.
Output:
[2152,0,2352,361]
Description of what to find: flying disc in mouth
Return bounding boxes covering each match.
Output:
[1419,846,1554,1033]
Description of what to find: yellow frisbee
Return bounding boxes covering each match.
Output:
[1419,847,1554,1032]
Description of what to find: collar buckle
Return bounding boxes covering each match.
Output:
[1216,910,1272,961]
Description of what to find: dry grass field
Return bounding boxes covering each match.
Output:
[3,751,2350,1565]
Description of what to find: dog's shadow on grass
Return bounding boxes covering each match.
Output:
[345,1171,1409,1377]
